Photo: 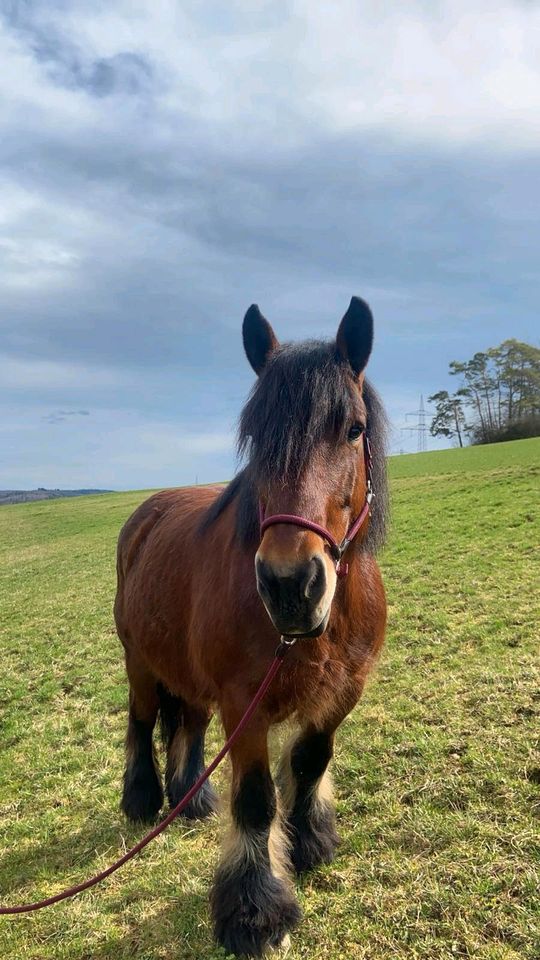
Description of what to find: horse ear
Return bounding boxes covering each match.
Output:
[242,304,279,375]
[336,296,374,377]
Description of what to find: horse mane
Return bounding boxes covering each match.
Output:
[201,340,389,555]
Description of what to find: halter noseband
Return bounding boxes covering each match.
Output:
[259,433,374,578]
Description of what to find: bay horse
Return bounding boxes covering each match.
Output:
[114,296,388,957]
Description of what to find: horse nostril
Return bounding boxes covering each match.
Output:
[302,556,326,603]
[255,558,281,604]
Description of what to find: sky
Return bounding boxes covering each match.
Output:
[1,0,539,490]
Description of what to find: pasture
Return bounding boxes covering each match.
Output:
[0,438,538,959]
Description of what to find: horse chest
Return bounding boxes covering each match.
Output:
[279,647,351,714]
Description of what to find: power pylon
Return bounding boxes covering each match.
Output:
[402,394,428,453]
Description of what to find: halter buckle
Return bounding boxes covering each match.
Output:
[276,635,298,657]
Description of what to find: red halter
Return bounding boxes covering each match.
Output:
[259,433,374,578]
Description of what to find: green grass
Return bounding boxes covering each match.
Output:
[1,438,539,959]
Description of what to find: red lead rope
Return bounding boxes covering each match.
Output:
[0,640,292,916]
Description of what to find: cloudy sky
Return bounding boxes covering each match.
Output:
[1,1,538,490]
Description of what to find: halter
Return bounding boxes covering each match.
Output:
[259,433,374,578]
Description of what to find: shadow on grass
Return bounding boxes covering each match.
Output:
[0,806,215,902]
[0,812,227,958]
[71,894,224,960]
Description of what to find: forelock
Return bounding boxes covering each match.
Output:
[238,340,357,483]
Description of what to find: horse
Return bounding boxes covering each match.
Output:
[113,296,388,958]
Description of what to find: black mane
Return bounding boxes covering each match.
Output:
[201,340,389,554]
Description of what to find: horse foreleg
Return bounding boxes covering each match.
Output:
[277,723,340,874]
[120,652,164,823]
[210,708,301,958]
[278,674,367,874]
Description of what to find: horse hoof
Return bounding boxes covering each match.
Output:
[275,933,291,955]
[168,778,218,820]
[121,772,164,823]
[211,868,301,958]
[290,822,339,875]
[214,901,300,958]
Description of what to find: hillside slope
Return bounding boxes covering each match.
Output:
[0,489,112,506]
[0,439,538,960]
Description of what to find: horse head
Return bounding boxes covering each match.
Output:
[240,297,375,638]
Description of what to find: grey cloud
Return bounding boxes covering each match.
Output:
[42,413,66,423]
[3,3,538,365]
[42,409,91,423]
[81,53,153,98]
[4,4,153,97]
[2,117,539,378]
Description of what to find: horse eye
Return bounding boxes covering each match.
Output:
[347,423,364,443]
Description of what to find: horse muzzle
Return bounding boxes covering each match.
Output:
[255,555,332,637]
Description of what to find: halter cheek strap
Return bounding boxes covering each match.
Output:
[259,433,374,578]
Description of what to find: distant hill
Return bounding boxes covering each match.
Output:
[0,488,114,506]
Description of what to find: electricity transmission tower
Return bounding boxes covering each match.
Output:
[402,394,429,453]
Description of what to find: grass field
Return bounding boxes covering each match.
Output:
[1,438,539,960]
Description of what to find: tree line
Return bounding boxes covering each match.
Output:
[429,339,540,446]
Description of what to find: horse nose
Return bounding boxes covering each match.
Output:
[255,555,328,633]
[256,555,326,606]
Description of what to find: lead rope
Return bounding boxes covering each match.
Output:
[0,637,295,916]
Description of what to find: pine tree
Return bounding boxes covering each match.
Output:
[428,390,468,447]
